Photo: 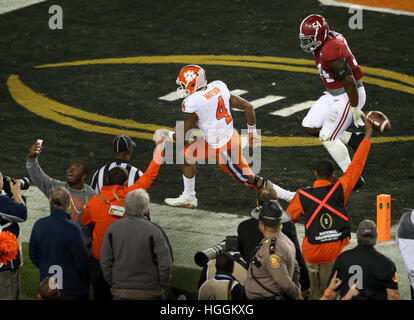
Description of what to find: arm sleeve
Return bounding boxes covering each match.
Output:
[28,223,39,268]
[182,97,198,114]
[324,41,348,62]
[100,228,114,285]
[26,157,65,198]
[272,183,296,202]
[383,264,399,290]
[90,170,99,192]
[267,255,301,299]
[127,149,164,192]
[286,193,304,223]
[154,229,173,288]
[71,227,90,288]
[0,199,27,223]
[339,139,371,202]
[81,205,92,226]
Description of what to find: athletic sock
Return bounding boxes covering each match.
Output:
[182,175,196,198]
[323,139,351,173]
[338,131,352,145]
[272,183,296,202]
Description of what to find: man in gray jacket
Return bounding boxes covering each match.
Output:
[100,189,173,300]
[26,140,96,250]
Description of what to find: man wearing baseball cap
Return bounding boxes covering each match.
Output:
[327,219,400,300]
[244,200,303,300]
[91,135,143,193]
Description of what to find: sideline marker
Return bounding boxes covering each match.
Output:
[376,194,391,242]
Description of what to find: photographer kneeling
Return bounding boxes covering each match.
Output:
[0,171,28,300]
[198,252,246,300]
[196,236,248,289]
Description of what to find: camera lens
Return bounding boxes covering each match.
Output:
[18,177,30,190]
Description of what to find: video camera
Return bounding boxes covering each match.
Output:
[194,235,246,268]
[2,176,30,198]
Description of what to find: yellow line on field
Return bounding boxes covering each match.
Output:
[7,74,414,147]
[7,74,167,139]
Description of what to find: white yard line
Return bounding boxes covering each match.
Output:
[0,0,47,15]
[233,95,286,112]
[270,100,315,117]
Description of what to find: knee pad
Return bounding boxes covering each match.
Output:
[319,132,331,142]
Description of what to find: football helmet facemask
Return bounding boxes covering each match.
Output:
[299,14,330,53]
[176,65,207,99]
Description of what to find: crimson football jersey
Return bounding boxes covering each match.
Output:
[314,31,364,90]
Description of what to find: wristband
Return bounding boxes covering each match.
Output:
[323,287,334,298]
[168,131,175,140]
[247,124,256,134]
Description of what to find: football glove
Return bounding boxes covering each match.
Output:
[351,107,365,128]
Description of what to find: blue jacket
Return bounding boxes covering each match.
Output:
[29,209,90,296]
[0,194,27,271]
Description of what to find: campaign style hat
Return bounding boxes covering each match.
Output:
[357,219,378,239]
[113,135,136,152]
[251,200,291,224]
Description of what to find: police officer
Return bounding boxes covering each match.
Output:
[244,200,303,300]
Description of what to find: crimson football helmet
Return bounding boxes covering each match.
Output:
[176,65,207,98]
[299,14,330,53]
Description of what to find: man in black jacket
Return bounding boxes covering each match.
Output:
[29,187,90,300]
[0,171,27,300]
[328,219,400,300]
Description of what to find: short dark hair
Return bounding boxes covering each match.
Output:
[71,161,89,177]
[316,159,335,179]
[257,187,277,206]
[215,252,234,275]
[107,166,128,185]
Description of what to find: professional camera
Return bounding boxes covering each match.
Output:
[2,176,30,198]
[194,235,240,267]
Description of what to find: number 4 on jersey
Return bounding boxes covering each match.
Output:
[216,96,232,124]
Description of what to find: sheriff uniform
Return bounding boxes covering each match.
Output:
[244,201,302,300]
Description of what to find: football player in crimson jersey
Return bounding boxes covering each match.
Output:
[299,14,366,189]
[163,65,295,208]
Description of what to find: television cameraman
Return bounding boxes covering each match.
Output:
[0,171,28,299]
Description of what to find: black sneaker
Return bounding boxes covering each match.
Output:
[353,176,365,191]
[348,132,365,153]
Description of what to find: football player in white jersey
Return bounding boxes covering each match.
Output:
[164,65,295,208]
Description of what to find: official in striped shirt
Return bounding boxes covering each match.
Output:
[91,135,143,193]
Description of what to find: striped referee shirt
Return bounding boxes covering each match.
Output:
[90,160,143,193]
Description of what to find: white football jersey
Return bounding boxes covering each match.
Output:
[182,80,234,148]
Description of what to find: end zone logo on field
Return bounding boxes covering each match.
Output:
[7,55,414,147]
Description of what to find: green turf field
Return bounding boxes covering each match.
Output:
[0,1,413,229]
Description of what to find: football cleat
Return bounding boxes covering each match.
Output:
[164,193,198,209]
[348,132,365,154]
[176,65,207,99]
[299,14,330,53]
